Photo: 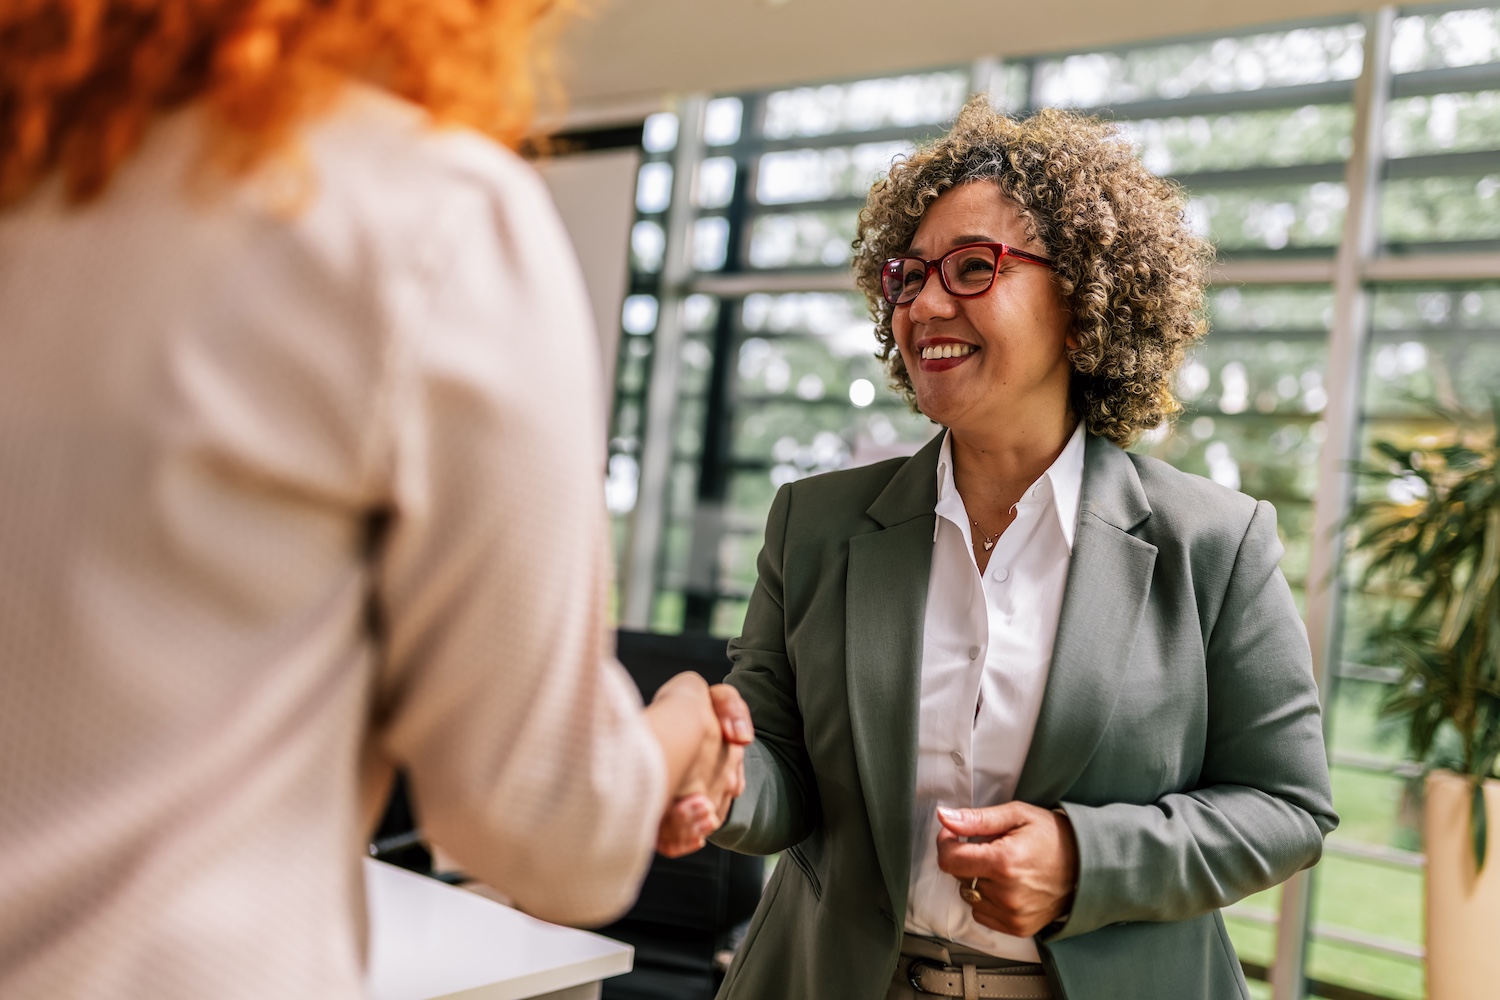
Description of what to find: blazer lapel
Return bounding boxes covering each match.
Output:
[845,431,943,918]
[1014,435,1158,805]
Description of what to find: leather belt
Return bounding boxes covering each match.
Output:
[905,957,1051,999]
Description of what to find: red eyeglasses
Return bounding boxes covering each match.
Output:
[881,242,1055,306]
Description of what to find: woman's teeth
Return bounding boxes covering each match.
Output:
[920,343,976,360]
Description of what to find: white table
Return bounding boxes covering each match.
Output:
[364,859,635,1000]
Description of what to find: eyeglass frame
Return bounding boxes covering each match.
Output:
[880,242,1055,306]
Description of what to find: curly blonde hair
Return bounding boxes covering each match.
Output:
[852,97,1214,447]
[0,0,574,207]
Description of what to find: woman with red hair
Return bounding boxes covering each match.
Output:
[0,3,745,997]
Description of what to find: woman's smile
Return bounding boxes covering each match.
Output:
[916,338,980,372]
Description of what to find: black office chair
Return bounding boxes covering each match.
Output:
[597,630,764,1000]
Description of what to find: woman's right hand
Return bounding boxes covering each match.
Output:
[647,678,753,857]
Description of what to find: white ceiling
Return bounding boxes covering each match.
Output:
[554,0,1387,120]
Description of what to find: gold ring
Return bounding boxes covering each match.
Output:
[959,876,983,905]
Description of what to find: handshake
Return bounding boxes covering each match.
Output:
[641,672,754,858]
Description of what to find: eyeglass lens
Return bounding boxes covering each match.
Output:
[883,245,999,305]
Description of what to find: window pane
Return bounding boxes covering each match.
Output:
[1330,764,1422,851]
[614,335,652,396]
[1308,856,1425,1000]
[735,403,854,467]
[761,71,969,139]
[636,161,673,214]
[631,219,666,273]
[1122,105,1354,175]
[1224,882,1281,971]
[1209,284,1336,332]
[711,598,751,638]
[727,469,779,533]
[747,209,860,268]
[1365,332,1500,414]
[1223,913,1276,970]
[696,156,738,209]
[1390,7,1500,74]
[612,397,643,442]
[1175,340,1330,418]
[704,97,744,146]
[716,525,765,596]
[756,140,912,205]
[1381,174,1500,246]
[606,452,640,516]
[692,216,732,271]
[1385,91,1500,157]
[1305,939,1423,1000]
[642,112,679,153]
[738,336,886,402]
[672,397,706,460]
[1372,284,1500,330]
[1327,678,1410,763]
[1034,24,1364,108]
[621,294,659,336]
[677,335,715,396]
[651,589,685,633]
[741,292,875,349]
[1187,182,1348,252]
[1365,285,1500,413]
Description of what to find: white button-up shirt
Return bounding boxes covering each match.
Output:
[904,422,1086,961]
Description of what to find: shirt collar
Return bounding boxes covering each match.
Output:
[1048,421,1086,549]
[933,421,1087,550]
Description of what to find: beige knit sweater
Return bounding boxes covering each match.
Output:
[0,87,666,999]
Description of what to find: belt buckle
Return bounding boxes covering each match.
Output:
[906,957,949,996]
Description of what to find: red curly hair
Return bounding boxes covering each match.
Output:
[0,0,574,206]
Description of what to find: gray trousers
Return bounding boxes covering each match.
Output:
[885,934,1053,1000]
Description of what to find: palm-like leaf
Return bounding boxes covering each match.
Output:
[1347,400,1500,869]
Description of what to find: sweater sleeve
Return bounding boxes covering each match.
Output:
[369,141,666,928]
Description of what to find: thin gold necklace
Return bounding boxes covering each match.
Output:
[970,517,999,552]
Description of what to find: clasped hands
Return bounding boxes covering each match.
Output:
[643,672,753,858]
[637,676,1080,930]
[935,802,1079,938]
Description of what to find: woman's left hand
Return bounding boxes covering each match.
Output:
[935,803,1079,938]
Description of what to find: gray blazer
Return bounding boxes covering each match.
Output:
[710,431,1337,1000]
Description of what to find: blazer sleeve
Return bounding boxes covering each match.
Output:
[710,483,820,855]
[1049,499,1338,941]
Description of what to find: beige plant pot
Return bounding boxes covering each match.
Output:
[1425,769,1500,1000]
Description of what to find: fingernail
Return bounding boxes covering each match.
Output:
[937,807,960,821]
[734,719,753,742]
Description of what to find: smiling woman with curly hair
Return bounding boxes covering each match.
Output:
[852,98,1214,446]
[704,96,1337,1000]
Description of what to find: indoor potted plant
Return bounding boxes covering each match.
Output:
[1347,401,1499,1000]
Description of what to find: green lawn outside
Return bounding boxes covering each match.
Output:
[1220,675,1428,999]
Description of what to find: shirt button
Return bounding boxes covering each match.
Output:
[951,751,965,767]
[967,646,980,660]
[993,567,1010,582]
